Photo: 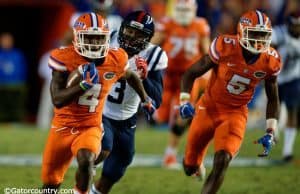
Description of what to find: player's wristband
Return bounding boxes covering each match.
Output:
[79,81,89,91]
[180,92,191,101]
[266,118,278,133]
[179,92,191,106]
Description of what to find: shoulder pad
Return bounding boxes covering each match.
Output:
[209,35,238,63]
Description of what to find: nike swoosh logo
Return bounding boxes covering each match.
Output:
[227,63,235,67]
[198,106,206,110]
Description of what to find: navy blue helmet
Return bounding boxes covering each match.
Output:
[118,10,155,56]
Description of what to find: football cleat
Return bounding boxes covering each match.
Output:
[163,154,181,170]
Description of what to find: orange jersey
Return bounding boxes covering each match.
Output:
[205,35,282,107]
[48,46,128,128]
[156,17,210,74]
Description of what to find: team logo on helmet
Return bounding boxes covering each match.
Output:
[240,17,252,25]
[74,21,86,29]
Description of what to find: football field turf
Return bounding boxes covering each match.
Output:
[0,124,299,194]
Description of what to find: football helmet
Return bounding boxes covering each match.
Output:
[118,10,155,56]
[73,12,110,59]
[237,10,272,54]
[173,0,197,26]
[287,11,300,38]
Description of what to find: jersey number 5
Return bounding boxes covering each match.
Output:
[78,84,101,112]
[227,74,251,95]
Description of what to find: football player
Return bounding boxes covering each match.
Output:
[41,12,154,194]
[272,11,300,162]
[90,11,167,194]
[89,11,168,194]
[151,0,211,168]
[179,10,281,194]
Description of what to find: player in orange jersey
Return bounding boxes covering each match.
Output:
[151,0,211,168]
[179,10,281,194]
[41,12,154,194]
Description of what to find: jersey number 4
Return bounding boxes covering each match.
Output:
[227,74,251,95]
[78,84,101,112]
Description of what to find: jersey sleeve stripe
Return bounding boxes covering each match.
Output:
[151,49,164,71]
[209,37,220,62]
[110,30,118,40]
[147,46,159,68]
[48,56,67,71]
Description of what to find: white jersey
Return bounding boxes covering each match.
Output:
[272,25,300,84]
[103,31,168,120]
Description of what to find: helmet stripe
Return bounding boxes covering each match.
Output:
[137,11,146,23]
[90,12,98,28]
[256,10,264,25]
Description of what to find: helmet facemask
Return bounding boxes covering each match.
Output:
[73,27,110,59]
[239,24,272,54]
[118,24,151,56]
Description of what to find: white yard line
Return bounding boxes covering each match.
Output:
[0,154,283,168]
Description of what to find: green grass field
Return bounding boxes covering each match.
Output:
[0,123,299,194]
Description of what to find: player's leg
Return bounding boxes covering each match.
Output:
[94,116,115,166]
[92,116,137,194]
[41,127,75,191]
[201,110,247,194]
[72,127,102,193]
[183,106,214,179]
[164,77,208,168]
[161,75,181,167]
[280,80,300,162]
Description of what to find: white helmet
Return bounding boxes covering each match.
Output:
[173,0,197,26]
[73,12,110,59]
[237,10,272,54]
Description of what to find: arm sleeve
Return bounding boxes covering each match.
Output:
[142,70,164,108]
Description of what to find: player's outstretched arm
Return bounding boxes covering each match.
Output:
[123,69,148,102]
[142,70,163,108]
[181,54,215,93]
[265,76,280,121]
[255,76,280,157]
[124,69,156,119]
[50,63,98,108]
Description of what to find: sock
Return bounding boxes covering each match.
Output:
[282,127,297,157]
[165,146,177,156]
[89,184,102,194]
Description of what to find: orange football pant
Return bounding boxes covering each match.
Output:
[184,98,248,166]
[41,126,102,185]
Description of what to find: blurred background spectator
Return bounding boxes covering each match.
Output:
[0,0,299,126]
[0,32,27,122]
[36,51,52,130]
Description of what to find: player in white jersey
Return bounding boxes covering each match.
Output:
[272,11,300,162]
[90,11,168,194]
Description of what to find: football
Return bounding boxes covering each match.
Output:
[66,69,82,88]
